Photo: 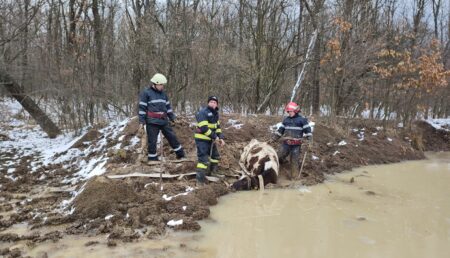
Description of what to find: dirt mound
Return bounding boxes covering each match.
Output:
[414,121,450,151]
[71,175,228,240]
[74,176,139,219]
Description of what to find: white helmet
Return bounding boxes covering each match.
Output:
[150,73,167,85]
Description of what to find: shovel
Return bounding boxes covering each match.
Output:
[296,136,312,180]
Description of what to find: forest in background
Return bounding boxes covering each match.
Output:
[1,0,449,131]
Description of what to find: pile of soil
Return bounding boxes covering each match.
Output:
[414,121,450,151]
[70,176,227,240]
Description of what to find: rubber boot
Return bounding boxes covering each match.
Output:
[196,168,207,186]
[210,163,220,176]
[175,149,186,159]
[148,156,159,162]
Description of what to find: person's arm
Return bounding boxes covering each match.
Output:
[196,111,217,139]
[138,91,148,124]
[275,120,286,138]
[302,118,312,139]
[215,120,224,139]
[165,94,176,121]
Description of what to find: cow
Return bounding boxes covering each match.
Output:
[231,139,279,190]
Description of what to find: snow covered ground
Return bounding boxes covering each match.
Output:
[426,118,450,132]
[0,99,133,184]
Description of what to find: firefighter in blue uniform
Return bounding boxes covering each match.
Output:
[271,102,312,179]
[194,96,225,184]
[138,73,185,161]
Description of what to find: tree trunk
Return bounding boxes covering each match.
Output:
[0,69,61,138]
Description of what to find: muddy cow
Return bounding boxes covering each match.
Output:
[232,139,279,190]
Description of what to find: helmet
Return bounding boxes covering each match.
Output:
[150,73,167,85]
[208,96,219,104]
[285,102,300,113]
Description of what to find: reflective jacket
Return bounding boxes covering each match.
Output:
[275,114,312,139]
[194,106,223,141]
[138,86,175,125]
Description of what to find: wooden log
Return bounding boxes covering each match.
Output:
[107,172,196,179]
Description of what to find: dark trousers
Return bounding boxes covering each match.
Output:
[195,139,220,182]
[278,143,301,178]
[146,123,183,160]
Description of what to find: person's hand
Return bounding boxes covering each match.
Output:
[215,138,225,147]
[169,120,176,127]
[305,138,313,149]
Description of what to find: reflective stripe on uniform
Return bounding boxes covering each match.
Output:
[166,101,170,105]
[275,131,282,136]
[204,129,212,136]
[303,124,311,129]
[208,123,217,129]
[285,126,303,130]
[173,145,182,152]
[148,153,158,157]
[195,133,211,141]
[149,99,167,104]
[167,109,173,113]
[304,133,312,136]
[197,121,209,127]
[209,157,219,163]
[139,111,146,115]
[197,163,208,169]
[139,101,147,106]
[216,128,222,134]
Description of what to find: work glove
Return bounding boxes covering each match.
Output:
[215,138,225,147]
[169,119,176,127]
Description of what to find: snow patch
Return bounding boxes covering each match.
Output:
[167,219,183,227]
[426,118,450,132]
[226,119,244,129]
[338,140,347,146]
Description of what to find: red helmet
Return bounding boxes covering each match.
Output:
[285,102,300,113]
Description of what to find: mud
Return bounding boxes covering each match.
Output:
[1,113,449,256]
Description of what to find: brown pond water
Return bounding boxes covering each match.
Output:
[2,152,450,258]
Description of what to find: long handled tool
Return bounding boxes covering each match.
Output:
[159,131,164,191]
[297,136,312,180]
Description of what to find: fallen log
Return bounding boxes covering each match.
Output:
[107,172,221,182]
[145,159,195,165]
[107,172,195,179]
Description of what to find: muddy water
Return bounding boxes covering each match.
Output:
[2,153,449,257]
[191,152,450,258]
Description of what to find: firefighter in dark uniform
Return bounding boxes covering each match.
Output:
[194,96,225,184]
[271,102,312,179]
[138,73,185,161]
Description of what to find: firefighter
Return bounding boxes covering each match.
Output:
[194,96,225,185]
[271,102,312,179]
[138,73,185,161]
